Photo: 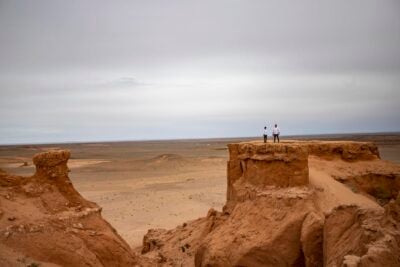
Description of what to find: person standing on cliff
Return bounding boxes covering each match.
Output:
[263,126,268,143]
[273,124,280,143]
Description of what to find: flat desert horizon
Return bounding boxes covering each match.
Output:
[1,132,399,248]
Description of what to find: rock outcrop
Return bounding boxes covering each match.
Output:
[324,203,400,267]
[1,141,398,266]
[194,189,324,266]
[227,143,309,205]
[309,154,400,205]
[302,141,380,161]
[0,150,137,266]
[194,143,322,266]
[140,141,400,267]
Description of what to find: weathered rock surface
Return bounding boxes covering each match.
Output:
[324,203,400,267]
[195,188,323,267]
[193,143,323,267]
[302,141,380,161]
[140,141,400,267]
[227,143,309,205]
[310,156,400,205]
[0,150,137,266]
[1,141,398,266]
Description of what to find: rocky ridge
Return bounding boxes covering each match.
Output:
[140,141,400,267]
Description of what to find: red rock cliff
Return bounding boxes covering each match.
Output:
[0,150,137,267]
[140,141,399,267]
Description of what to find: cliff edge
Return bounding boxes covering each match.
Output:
[1,141,398,266]
[140,141,400,267]
[0,150,137,267]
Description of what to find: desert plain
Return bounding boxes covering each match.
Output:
[1,132,399,251]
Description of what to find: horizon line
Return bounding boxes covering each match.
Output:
[1,130,399,147]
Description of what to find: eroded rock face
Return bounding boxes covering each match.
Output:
[1,141,396,266]
[0,150,137,266]
[141,143,324,267]
[193,143,323,266]
[324,204,400,267]
[304,141,380,161]
[227,143,309,206]
[309,157,400,205]
[195,188,323,267]
[140,141,400,267]
[140,209,228,266]
[341,173,400,205]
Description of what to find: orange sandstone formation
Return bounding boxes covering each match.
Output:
[302,141,380,161]
[0,141,399,266]
[324,203,400,267]
[141,141,400,267]
[226,143,309,202]
[0,150,136,267]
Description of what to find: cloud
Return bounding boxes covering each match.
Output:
[100,76,145,88]
[0,0,399,144]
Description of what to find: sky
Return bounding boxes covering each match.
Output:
[0,0,399,144]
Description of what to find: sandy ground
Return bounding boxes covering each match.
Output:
[1,133,399,247]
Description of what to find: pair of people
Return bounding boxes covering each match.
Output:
[263,124,280,143]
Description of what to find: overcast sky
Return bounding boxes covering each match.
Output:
[0,1,399,144]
